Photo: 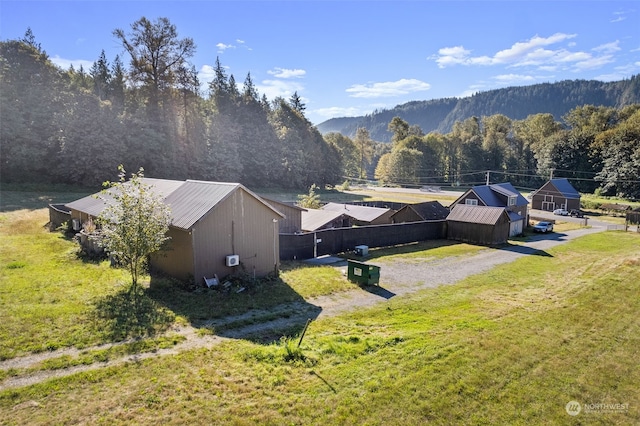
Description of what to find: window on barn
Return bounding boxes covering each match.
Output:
[465,198,478,206]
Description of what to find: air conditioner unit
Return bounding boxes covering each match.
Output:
[354,245,368,256]
[226,254,240,267]
[71,219,81,231]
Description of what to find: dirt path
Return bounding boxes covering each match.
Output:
[0,227,605,391]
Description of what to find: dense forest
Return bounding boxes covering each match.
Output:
[1,19,639,199]
[318,76,640,142]
[0,21,341,189]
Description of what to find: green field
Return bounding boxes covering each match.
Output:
[1,191,639,425]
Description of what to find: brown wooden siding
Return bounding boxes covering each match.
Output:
[447,218,510,245]
[192,188,279,281]
[390,207,422,223]
[151,228,193,280]
[531,182,580,211]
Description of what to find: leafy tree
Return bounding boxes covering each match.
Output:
[97,166,171,291]
[353,127,374,179]
[388,116,410,145]
[594,109,640,198]
[113,16,195,116]
[297,184,321,208]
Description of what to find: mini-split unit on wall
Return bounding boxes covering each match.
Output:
[226,254,240,267]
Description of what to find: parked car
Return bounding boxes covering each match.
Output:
[553,208,569,216]
[533,221,554,233]
[569,209,584,217]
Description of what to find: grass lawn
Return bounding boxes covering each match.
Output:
[1,217,638,424]
[0,206,483,361]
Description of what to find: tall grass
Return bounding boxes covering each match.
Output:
[1,232,638,425]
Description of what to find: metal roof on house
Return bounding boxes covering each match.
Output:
[447,205,509,225]
[454,182,529,208]
[403,201,449,220]
[66,178,283,231]
[549,178,580,198]
[65,178,185,218]
[301,209,348,232]
[320,202,391,223]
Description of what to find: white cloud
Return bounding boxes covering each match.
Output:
[216,42,236,53]
[346,78,431,98]
[312,106,363,119]
[493,74,537,84]
[574,55,615,70]
[433,33,622,73]
[256,78,304,100]
[593,40,621,53]
[268,67,306,78]
[50,55,93,71]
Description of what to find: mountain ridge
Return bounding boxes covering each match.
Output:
[316,75,640,142]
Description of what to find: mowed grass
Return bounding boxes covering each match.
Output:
[1,231,638,425]
[0,206,481,361]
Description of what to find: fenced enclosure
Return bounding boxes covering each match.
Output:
[279,220,447,260]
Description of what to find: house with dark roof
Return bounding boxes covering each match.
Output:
[390,201,449,223]
[449,182,529,237]
[447,205,511,245]
[320,202,395,226]
[530,178,581,212]
[66,179,284,284]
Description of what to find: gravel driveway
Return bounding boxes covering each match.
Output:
[0,226,606,390]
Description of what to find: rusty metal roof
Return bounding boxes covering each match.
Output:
[447,205,509,225]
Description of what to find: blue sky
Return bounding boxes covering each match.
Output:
[1,1,639,124]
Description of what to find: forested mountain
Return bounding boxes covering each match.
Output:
[317,76,640,142]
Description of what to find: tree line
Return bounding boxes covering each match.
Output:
[0,20,341,189]
[362,106,640,199]
[1,20,639,199]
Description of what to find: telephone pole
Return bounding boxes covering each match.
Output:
[486,170,490,185]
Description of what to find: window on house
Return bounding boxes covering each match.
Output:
[508,195,517,206]
[465,198,478,206]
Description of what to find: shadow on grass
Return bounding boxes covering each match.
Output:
[362,285,396,299]
[91,285,175,341]
[146,274,322,345]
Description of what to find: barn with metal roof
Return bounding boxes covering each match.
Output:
[530,178,581,212]
[66,179,284,285]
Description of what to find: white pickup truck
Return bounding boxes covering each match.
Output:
[533,221,554,233]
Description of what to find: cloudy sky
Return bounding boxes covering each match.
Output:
[2,0,639,124]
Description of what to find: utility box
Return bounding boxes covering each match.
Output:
[347,260,380,286]
[354,245,369,256]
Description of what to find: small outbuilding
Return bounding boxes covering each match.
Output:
[66,179,284,285]
[301,209,352,232]
[320,202,395,226]
[449,182,528,237]
[390,201,450,223]
[447,205,511,245]
[530,178,581,212]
